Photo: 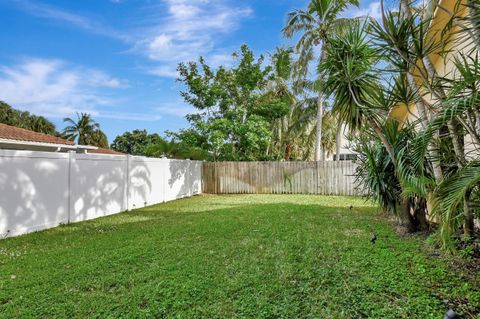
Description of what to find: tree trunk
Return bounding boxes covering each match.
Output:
[424,57,471,232]
[398,0,447,184]
[413,197,428,231]
[315,94,324,161]
[368,114,418,232]
[368,117,396,163]
[284,144,291,161]
[447,120,467,166]
[464,189,475,237]
[404,72,445,182]
[335,124,343,161]
[420,53,467,167]
[419,32,476,237]
[476,110,480,134]
[315,47,329,162]
[427,141,444,183]
[399,197,416,232]
[406,73,430,125]
[399,0,412,20]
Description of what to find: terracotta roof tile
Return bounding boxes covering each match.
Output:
[0,123,74,145]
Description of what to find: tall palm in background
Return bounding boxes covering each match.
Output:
[63,112,103,146]
[283,0,359,161]
[265,47,338,160]
[264,47,298,159]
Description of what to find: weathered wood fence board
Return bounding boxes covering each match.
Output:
[202,161,358,195]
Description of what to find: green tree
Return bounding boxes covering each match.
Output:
[177,45,278,161]
[144,139,209,160]
[88,130,109,149]
[283,0,359,161]
[111,129,163,155]
[62,112,107,147]
[261,47,299,160]
[319,0,480,247]
[0,101,56,135]
[318,22,422,231]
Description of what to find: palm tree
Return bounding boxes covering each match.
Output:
[376,0,480,238]
[318,22,392,157]
[264,47,300,160]
[283,0,359,161]
[88,130,109,148]
[319,21,421,231]
[63,112,100,145]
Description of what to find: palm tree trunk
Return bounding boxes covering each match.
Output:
[335,124,343,161]
[285,144,292,161]
[422,44,473,236]
[464,189,475,237]
[369,116,417,231]
[422,52,474,236]
[413,197,429,231]
[315,94,324,161]
[368,117,396,163]
[399,197,416,232]
[315,47,329,162]
[406,73,444,182]
[399,0,412,20]
[406,73,429,124]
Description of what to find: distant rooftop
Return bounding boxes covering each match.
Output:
[0,123,124,155]
[0,123,74,146]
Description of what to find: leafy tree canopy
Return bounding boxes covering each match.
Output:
[175,44,296,161]
[0,101,57,135]
[111,129,163,155]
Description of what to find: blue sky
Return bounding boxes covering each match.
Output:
[0,0,381,142]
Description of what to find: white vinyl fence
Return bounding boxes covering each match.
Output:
[0,150,202,237]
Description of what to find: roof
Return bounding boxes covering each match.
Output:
[88,147,125,155]
[0,123,74,146]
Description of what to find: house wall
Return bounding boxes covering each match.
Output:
[325,124,357,161]
[0,150,202,237]
[391,0,479,158]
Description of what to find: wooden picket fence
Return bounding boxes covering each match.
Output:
[202,161,359,195]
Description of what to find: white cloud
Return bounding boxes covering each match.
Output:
[342,1,382,21]
[6,0,251,78]
[155,102,197,117]
[148,65,179,78]
[8,0,129,41]
[136,0,252,77]
[0,59,144,120]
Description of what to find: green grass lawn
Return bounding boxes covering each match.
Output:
[0,195,479,318]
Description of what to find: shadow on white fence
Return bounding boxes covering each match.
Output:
[0,150,202,237]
